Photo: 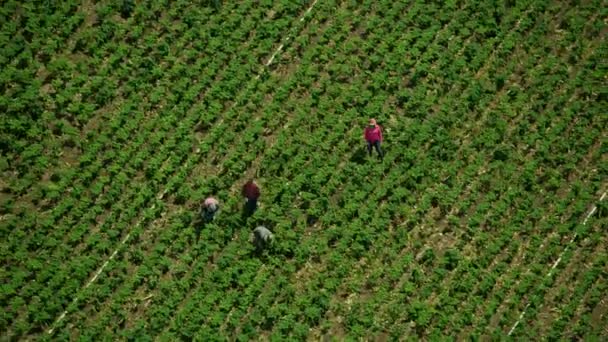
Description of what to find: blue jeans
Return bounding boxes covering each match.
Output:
[367,140,383,159]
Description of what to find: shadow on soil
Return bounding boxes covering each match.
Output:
[350,146,368,164]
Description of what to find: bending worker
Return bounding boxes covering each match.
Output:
[200,196,219,223]
[253,226,273,252]
[242,179,260,216]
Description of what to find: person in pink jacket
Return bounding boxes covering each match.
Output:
[364,118,384,160]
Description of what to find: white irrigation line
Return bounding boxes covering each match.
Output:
[85,233,132,288]
[301,0,318,21]
[265,44,284,66]
[46,1,320,335]
[47,223,141,334]
[507,190,606,336]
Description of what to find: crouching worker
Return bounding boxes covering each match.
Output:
[252,226,273,253]
[200,197,220,223]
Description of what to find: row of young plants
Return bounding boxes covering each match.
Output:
[285,0,555,337]
[103,0,604,336]
[8,0,292,238]
[145,0,552,340]
[48,0,346,340]
[338,2,608,338]
[263,1,503,337]
[264,0,604,338]
[521,220,607,339]
[148,0,428,336]
[2,0,305,190]
[246,0,528,336]
[154,5,389,338]
[2,0,310,338]
[50,0,328,336]
[4,0,234,252]
[478,5,606,336]
[2,0,170,191]
[1,0,82,170]
[35,0,328,338]
[63,0,608,338]
[314,0,552,337]
[3,0,604,339]
[4,0,302,216]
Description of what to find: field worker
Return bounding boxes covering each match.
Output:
[242,179,260,216]
[200,197,219,223]
[364,118,384,160]
[253,226,274,252]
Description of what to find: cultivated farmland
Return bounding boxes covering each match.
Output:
[1,0,607,340]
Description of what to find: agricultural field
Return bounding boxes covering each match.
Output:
[1,0,607,340]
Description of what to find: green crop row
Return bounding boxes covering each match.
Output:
[1,0,605,340]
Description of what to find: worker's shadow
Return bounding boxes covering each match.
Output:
[192,217,205,242]
[248,247,272,262]
[249,248,265,259]
[193,219,234,247]
[350,146,368,164]
[192,214,215,243]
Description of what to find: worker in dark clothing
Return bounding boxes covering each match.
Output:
[364,118,384,160]
[242,179,260,217]
[252,226,273,252]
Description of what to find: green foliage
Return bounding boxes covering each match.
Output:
[1,0,605,340]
